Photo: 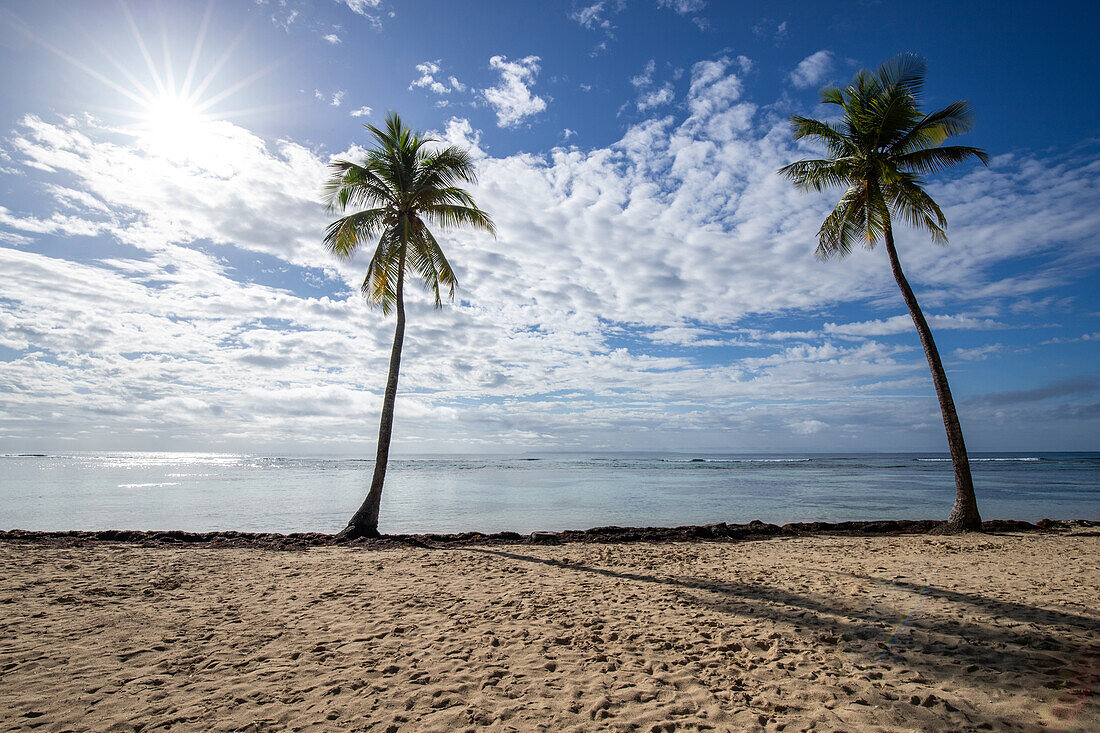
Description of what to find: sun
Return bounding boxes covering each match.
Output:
[142,92,205,137]
[32,3,283,163]
[137,90,213,161]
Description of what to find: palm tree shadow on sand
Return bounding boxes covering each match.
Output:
[456,546,1098,729]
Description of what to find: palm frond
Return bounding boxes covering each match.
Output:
[816,186,863,259]
[322,208,390,260]
[896,145,990,175]
[416,146,478,186]
[417,186,479,209]
[819,85,845,107]
[789,116,851,154]
[323,160,396,213]
[861,178,891,244]
[422,204,496,235]
[891,181,949,243]
[874,53,927,99]
[406,225,458,308]
[893,101,978,153]
[777,158,853,192]
[362,226,402,313]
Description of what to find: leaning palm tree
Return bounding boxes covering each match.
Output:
[324,112,495,540]
[779,54,989,532]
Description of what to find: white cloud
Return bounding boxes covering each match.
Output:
[349,106,372,118]
[409,60,466,97]
[272,9,299,31]
[789,419,827,435]
[638,85,674,112]
[339,0,382,11]
[6,113,330,268]
[570,2,623,33]
[657,0,706,14]
[1041,332,1100,345]
[631,60,657,89]
[337,0,386,29]
[484,55,547,127]
[315,89,346,106]
[323,34,342,44]
[788,50,834,89]
[954,343,1004,361]
[824,315,1007,338]
[647,326,712,345]
[435,117,484,157]
[630,60,676,112]
[0,205,109,237]
[657,0,708,28]
[753,19,789,41]
[2,51,1099,452]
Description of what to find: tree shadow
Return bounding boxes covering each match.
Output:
[837,570,1098,629]
[457,546,1098,691]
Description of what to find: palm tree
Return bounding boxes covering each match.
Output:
[778,54,989,532]
[324,112,495,540]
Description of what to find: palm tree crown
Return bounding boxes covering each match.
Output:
[779,53,988,258]
[323,112,495,312]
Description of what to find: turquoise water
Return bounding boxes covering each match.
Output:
[0,452,1097,534]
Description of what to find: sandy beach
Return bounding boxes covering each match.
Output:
[1,531,1097,732]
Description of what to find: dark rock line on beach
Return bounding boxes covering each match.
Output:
[1,518,1095,550]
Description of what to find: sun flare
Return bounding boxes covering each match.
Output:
[143,92,204,135]
[34,3,281,164]
[137,91,212,160]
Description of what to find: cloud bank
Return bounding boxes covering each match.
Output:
[1,55,1098,453]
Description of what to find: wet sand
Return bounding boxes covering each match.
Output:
[1,532,1097,731]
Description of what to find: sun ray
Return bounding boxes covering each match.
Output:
[30,33,149,109]
[186,21,251,105]
[80,29,158,105]
[121,0,167,99]
[158,6,176,96]
[180,1,214,101]
[195,52,298,115]
[214,101,306,121]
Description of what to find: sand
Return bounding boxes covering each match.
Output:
[0,532,1097,732]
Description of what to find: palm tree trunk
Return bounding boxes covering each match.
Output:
[336,247,407,540]
[883,225,981,531]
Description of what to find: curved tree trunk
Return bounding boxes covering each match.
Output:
[883,225,981,531]
[335,247,407,541]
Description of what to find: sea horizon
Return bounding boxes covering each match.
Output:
[5,448,1093,458]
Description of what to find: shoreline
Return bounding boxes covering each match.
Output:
[2,517,1096,550]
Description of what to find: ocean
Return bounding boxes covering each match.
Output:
[1,452,1097,535]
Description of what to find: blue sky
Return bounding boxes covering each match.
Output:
[0,0,1097,454]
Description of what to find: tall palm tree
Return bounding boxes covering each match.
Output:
[778,54,989,532]
[324,112,495,540]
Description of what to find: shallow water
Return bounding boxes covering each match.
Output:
[0,452,1096,534]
